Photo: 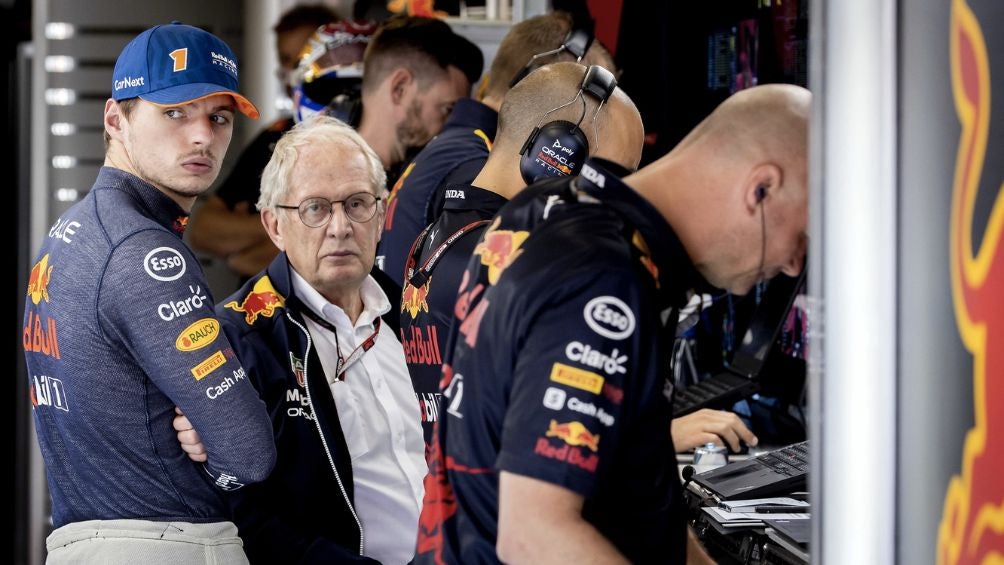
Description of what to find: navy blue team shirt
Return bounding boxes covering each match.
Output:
[400,183,509,448]
[23,167,276,528]
[415,159,696,564]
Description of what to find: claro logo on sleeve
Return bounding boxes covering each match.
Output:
[144,247,187,281]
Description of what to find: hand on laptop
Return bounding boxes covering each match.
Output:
[671,408,758,453]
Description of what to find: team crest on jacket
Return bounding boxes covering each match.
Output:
[224,276,286,325]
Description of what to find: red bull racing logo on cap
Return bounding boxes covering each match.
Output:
[224,276,286,325]
[474,218,530,285]
[27,254,54,305]
[402,279,431,319]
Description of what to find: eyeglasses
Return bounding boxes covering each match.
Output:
[276,193,381,227]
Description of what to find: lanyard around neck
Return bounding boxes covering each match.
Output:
[299,305,381,381]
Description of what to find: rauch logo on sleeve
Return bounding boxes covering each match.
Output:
[175,318,220,352]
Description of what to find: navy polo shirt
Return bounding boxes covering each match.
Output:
[399,183,508,448]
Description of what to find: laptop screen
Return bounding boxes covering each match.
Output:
[728,269,806,377]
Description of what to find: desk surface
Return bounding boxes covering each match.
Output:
[680,449,810,565]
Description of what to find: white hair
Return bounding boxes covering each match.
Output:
[257,115,387,211]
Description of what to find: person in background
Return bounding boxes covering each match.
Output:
[289,19,377,125]
[357,15,483,187]
[376,10,615,285]
[188,4,336,281]
[177,116,426,564]
[418,83,810,564]
[24,22,275,564]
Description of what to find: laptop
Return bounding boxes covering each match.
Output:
[672,269,805,417]
[764,518,810,563]
[692,440,809,500]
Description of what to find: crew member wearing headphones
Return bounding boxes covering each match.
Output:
[400,62,637,452]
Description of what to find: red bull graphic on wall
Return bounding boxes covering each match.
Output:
[938,1,1004,562]
[225,276,286,325]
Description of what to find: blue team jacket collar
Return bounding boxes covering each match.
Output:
[441,182,509,212]
[443,97,499,139]
[97,167,190,236]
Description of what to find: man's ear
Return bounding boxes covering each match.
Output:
[388,67,414,106]
[104,98,125,143]
[744,163,782,212]
[261,209,286,251]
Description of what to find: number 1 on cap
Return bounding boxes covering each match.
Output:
[169,48,188,72]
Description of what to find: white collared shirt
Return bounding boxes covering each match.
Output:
[292,270,427,565]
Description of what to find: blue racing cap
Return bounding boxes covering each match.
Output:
[112,22,259,119]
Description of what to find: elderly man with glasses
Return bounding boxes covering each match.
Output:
[176,115,426,564]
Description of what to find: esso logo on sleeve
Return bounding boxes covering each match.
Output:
[583,296,635,340]
[144,247,187,281]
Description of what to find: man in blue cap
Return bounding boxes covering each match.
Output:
[23,22,275,564]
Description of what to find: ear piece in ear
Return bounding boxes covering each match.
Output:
[756,185,768,203]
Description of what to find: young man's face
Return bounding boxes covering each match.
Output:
[396,65,470,149]
[116,96,235,200]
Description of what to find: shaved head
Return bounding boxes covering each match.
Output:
[495,62,643,171]
[678,83,810,179]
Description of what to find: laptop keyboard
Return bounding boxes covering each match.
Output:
[757,441,809,476]
[672,372,759,416]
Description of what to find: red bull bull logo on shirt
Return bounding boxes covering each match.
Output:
[225,276,286,325]
[535,417,603,472]
[402,279,431,319]
[27,254,54,305]
[474,218,530,285]
[544,419,601,452]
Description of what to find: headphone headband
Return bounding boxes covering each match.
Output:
[508,20,596,88]
[580,65,616,102]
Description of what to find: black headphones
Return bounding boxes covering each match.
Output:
[518,65,617,185]
[756,184,767,203]
[508,23,595,88]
